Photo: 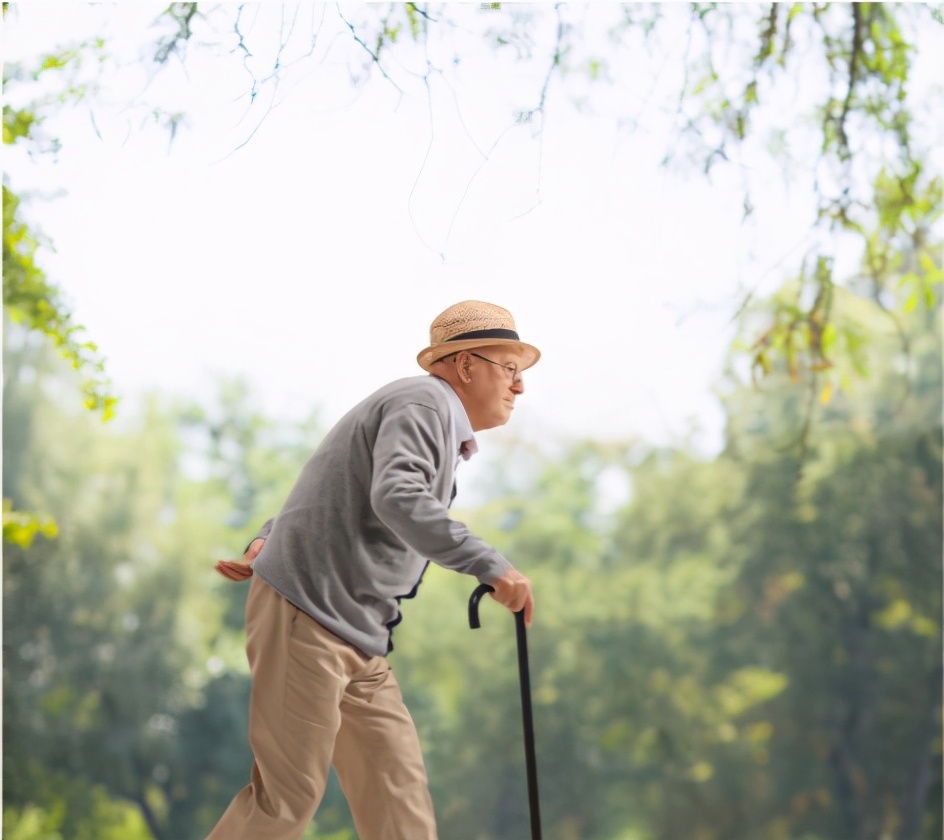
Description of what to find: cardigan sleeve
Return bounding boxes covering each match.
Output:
[243,517,274,553]
[368,403,513,583]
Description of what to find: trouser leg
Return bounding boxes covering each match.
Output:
[332,658,439,840]
[206,577,364,840]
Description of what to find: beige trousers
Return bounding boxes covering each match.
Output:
[206,576,438,840]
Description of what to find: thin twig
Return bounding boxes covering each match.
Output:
[336,2,405,95]
[407,3,436,23]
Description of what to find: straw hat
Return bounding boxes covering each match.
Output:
[417,300,541,372]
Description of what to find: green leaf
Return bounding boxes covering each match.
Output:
[714,668,788,717]
[919,251,942,280]
[820,322,838,355]
[2,499,59,547]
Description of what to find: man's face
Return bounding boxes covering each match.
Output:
[460,344,526,432]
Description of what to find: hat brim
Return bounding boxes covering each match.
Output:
[417,339,541,373]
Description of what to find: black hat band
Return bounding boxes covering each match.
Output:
[446,328,520,342]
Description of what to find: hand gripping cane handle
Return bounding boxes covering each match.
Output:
[468,583,543,840]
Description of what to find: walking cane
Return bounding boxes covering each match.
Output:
[468,583,543,840]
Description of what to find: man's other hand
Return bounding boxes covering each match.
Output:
[215,537,266,582]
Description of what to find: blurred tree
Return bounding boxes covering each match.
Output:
[3,336,193,839]
[4,304,938,839]
[720,428,942,840]
[390,272,940,838]
[1,334,329,838]
[706,276,942,839]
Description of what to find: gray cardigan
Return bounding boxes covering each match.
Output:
[251,375,513,657]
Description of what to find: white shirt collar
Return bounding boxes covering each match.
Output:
[432,377,478,460]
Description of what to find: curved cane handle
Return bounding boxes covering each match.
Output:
[468,583,496,629]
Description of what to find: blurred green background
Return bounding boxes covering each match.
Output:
[4,289,940,840]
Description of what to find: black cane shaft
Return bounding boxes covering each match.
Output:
[515,609,542,840]
[468,585,542,840]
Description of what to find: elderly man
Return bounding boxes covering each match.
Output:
[207,300,539,840]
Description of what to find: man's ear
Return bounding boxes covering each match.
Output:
[458,351,474,383]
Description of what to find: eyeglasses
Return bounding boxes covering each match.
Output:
[470,352,521,384]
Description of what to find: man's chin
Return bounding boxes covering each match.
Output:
[479,414,512,432]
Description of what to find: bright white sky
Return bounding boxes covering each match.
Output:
[5,3,939,474]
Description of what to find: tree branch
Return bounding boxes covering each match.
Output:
[899,665,943,840]
[335,3,405,95]
[517,3,564,126]
[406,2,435,23]
[836,2,864,160]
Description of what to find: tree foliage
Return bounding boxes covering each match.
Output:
[2,20,120,544]
[5,3,941,379]
[2,26,117,422]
